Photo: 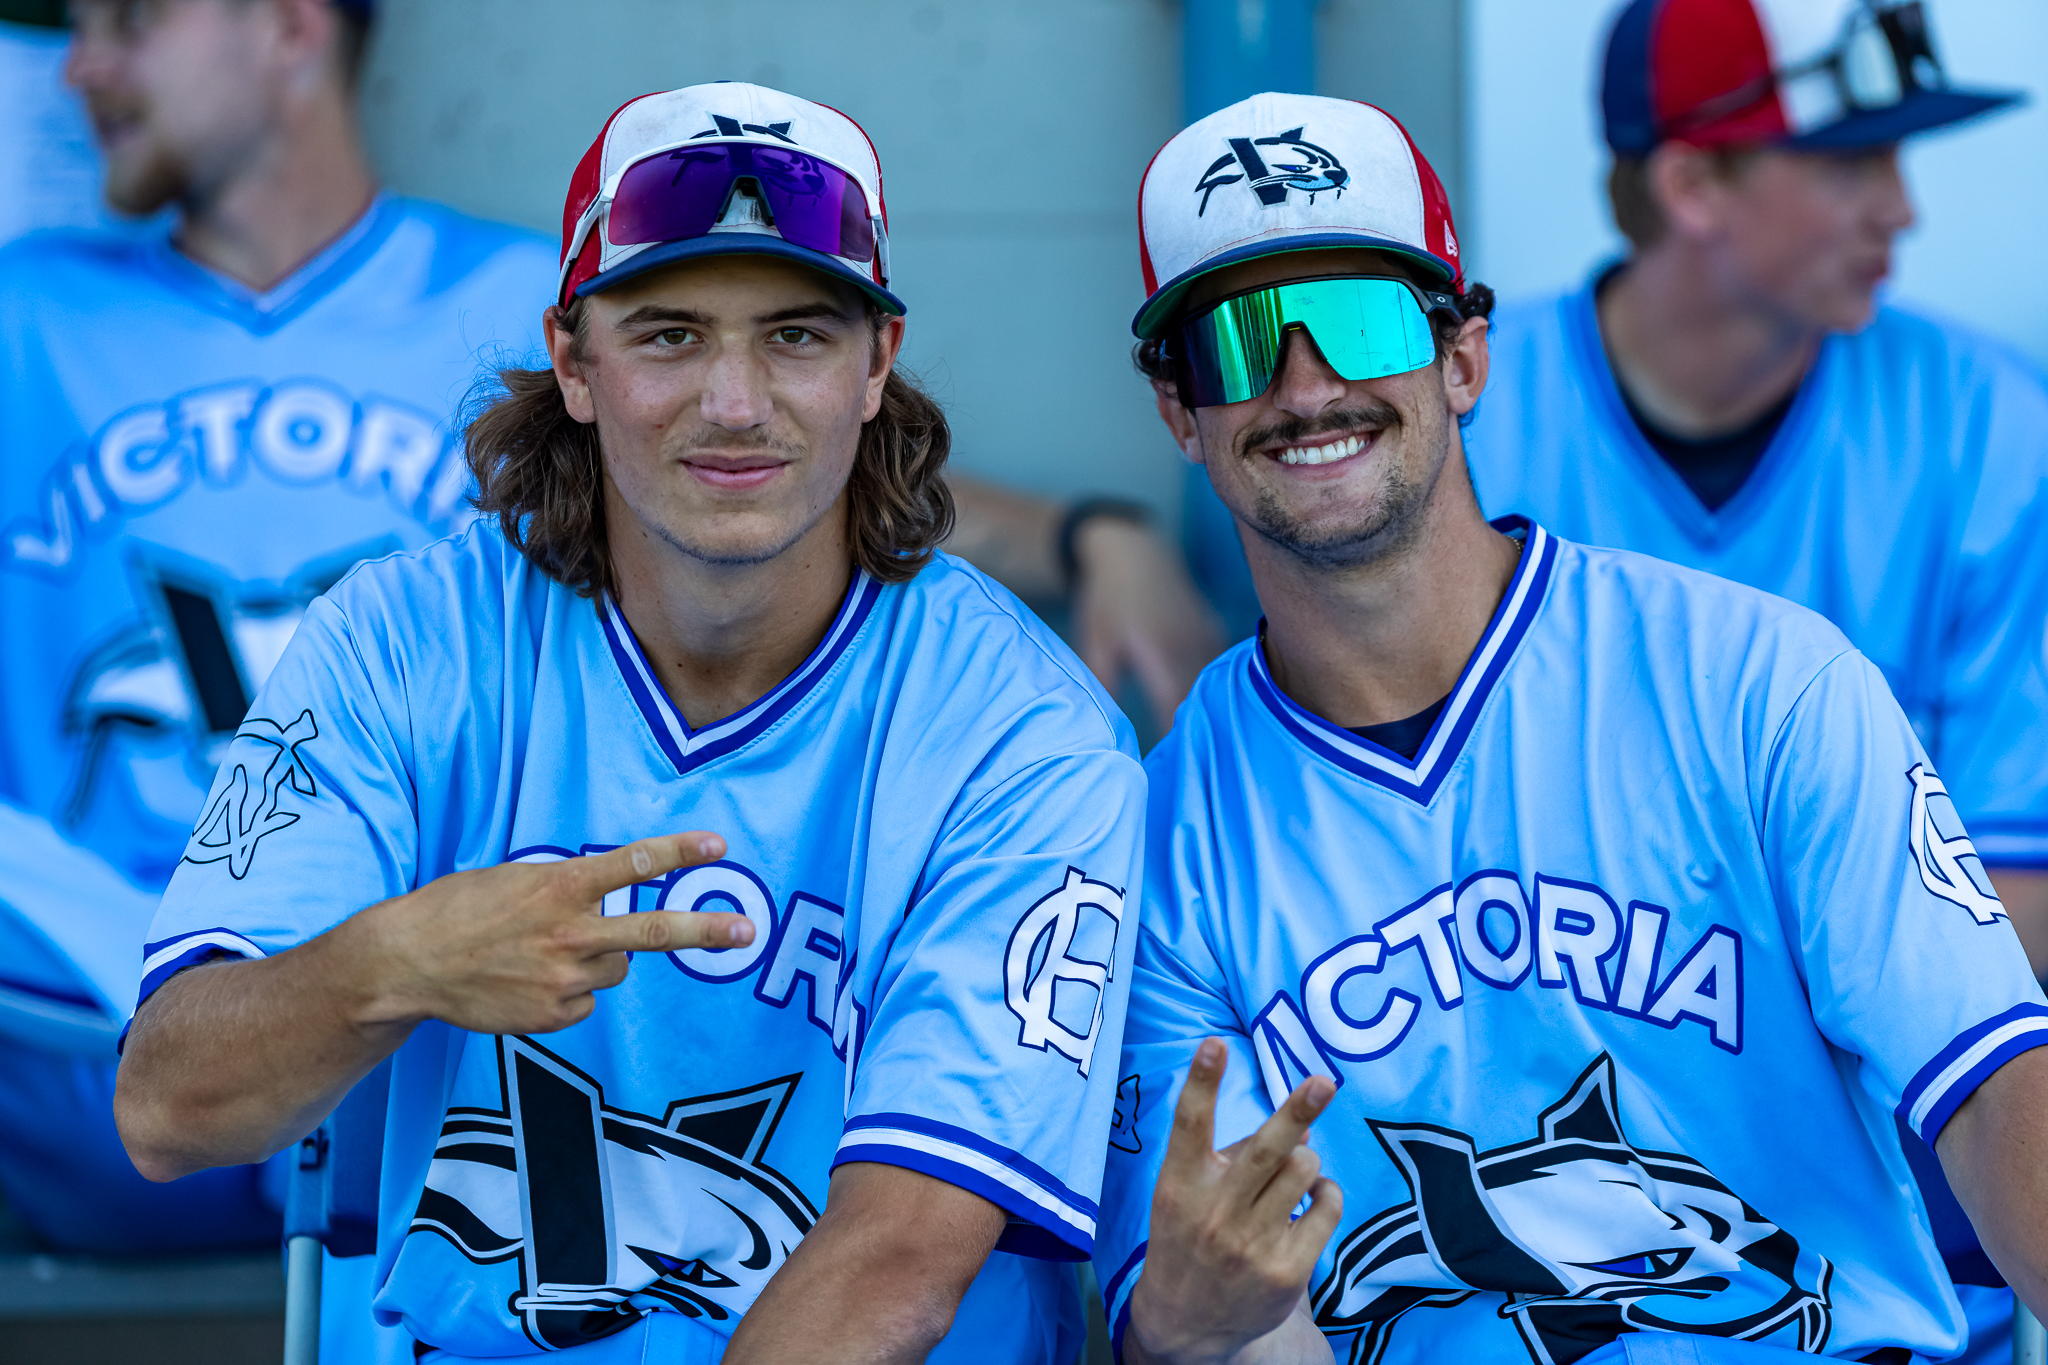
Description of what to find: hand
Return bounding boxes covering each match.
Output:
[1071,518,1225,724]
[356,832,751,1034]
[1128,1040,1343,1365]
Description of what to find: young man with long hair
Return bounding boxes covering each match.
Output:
[115,83,1143,1364]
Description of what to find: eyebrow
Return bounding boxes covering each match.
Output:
[609,301,860,331]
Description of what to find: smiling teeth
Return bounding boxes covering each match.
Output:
[1279,435,1366,466]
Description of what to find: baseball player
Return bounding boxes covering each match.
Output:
[115,83,1145,1364]
[1093,91,2048,1365]
[0,0,553,1271]
[1465,0,2048,960]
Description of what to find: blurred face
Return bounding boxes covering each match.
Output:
[1661,144,1915,332]
[1154,248,1488,571]
[66,0,289,215]
[552,254,899,573]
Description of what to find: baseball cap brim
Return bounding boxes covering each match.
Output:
[1132,232,1456,340]
[575,233,906,316]
[1782,87,2023,151]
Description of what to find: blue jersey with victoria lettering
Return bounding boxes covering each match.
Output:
[1465,278,2048,869]
[141,529,1145,1364]
[0,196,554,898]
[1096,521,2048,1365]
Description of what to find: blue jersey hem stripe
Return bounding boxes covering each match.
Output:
[841,1110,1099,1218]
[1247,518,1556,803]
[832,1141,1093,1259]
[1100,1239,1146,1320]
[599,574,882,777]
[1901,1002,2048,1143]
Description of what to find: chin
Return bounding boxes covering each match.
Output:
[102,153,187,218]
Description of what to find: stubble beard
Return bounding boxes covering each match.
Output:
[1232,398,1452,572]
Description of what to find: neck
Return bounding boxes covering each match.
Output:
[174,85,376,292]
[1249,445,1521,729]
[608,494,855,733]
[1598,245,1818,437]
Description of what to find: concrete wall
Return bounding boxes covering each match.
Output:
[1464,0,2048,367]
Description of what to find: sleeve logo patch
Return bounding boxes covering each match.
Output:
[181,709,319,879]
[1906,763,2005,926]
[1004,866,1126,1077]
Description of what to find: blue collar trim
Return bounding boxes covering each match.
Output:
[142,194,400,336]
[1247,517,1556,804]
[598,571,882,777]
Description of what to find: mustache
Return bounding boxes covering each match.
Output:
[1235,400,1402,460]
[671,427,804,457]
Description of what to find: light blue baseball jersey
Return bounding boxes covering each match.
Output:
[1465,278,2048,869]
[1097,520,2048,1365]
[0,195,554,899]
[141,528,1145,1364]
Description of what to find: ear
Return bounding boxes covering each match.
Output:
[1442,315,1490,419]
[1646,142,1728,243]
[1152,381,1205,465]
[862,315,906,423]
[545,306,597,425]
[269,0,342,90]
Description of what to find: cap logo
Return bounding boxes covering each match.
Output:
[693,114,798,144]
[1443,223,1458,258]
[1193,127,1349,216]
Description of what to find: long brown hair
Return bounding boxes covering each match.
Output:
[465,297,954,598]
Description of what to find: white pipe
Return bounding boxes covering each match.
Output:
[282,1234,323,1365]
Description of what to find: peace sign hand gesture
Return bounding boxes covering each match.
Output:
[1125,1039,1343,1365]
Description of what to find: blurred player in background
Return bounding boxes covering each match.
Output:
[115,82,1144,1364]
[1096,89,2048,1365]
[0,0,550,1298]
[1463,5,2048,1354]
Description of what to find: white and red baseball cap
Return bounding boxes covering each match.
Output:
[1602,0,2019,154]
[1133,93,1463,340]
[557,81,902,313]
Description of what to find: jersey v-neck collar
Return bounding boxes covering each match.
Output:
[597,571,884,778]
[140,193,402,337]
[1561,270,1829,548]
[1247,517,1558,805]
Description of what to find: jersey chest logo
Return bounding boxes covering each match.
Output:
[1004,866,1126,1077]
[1905,764,2005,926]
[408,1036,817,1349]
[1311,1055,1833,1365]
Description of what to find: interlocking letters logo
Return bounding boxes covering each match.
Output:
[1906,763,2005,925]
[1195,128,1349,216]
[181,710,318,879]
[1005,867,1125,1077]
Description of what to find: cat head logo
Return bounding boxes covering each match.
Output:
[1194,128,1349,216]
[1311,1055,1832,1364]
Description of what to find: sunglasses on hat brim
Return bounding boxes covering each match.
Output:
[1165,275,1461,409]
[564,140,888,292]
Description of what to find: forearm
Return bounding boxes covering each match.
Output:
[723,1162,1005,1364]
[1988,869,2048,978]
[1127,1295,1333,1365]
[115,910,411,1181]
[944,476,1064,600]
[1937,1047,2048,1315]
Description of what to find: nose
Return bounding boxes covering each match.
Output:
[1871,146,1916,237]
[1266,327,1351,420]
[697,341,774,433]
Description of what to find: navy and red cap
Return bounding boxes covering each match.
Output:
[1602,0,2020,154]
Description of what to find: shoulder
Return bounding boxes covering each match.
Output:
[886,553,1140,761]
[1484,286,1578,346]
[318,521,545,664]
[1845,305,2048,400]
[382,196,558,297]
[0,226,154,302]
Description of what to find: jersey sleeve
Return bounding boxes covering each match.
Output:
[1933,359,2048,866]
[1761,649,2048,1149]
[831,747,1145,1263]
[1093,764,1283,1356]
[136,595,419,1013]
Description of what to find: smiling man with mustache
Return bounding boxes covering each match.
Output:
[1092,91,2048,1365]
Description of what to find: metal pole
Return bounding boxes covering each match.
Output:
[2018,1302,2048,1365]
[282,1234,322,1365]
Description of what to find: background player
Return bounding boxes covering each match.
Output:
[0,0,552,1265]
[1094,91,2048,1364]
[115,83,1145,1363]
[1467,0,2048,957]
